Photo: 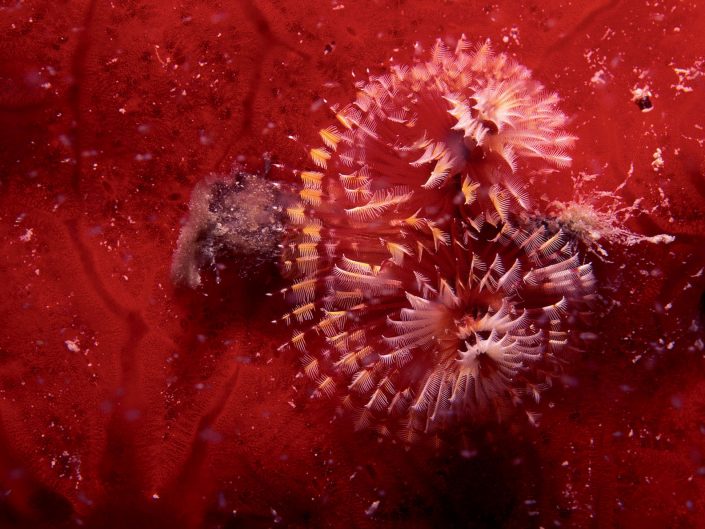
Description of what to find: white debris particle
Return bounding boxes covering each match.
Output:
[584,48,611,87]
[590,69,607,85]
[501,26,520,45]
[365,500,380,516]
[270,508,282,524]
[671,58,704,94]
[65,339,81,352]
[651,148,664,172]
[641,234,675,244]
[20,228,33,242]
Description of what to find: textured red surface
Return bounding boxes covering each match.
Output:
[1,1,704,528]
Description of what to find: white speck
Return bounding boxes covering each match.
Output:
[65,339,81,352]
[651,148,664,172]
[20,228,33,242]
[118,107,126,114]
[590,69,607,85]
[365,500,380,516]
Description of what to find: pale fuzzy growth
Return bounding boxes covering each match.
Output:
[172,170,285,287]
[279,37,592,441]
[545,170,675,260]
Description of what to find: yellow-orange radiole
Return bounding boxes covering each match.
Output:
[279,37,595,441]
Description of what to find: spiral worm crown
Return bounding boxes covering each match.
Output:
[279,36,595,441]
